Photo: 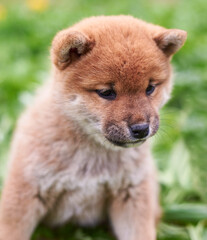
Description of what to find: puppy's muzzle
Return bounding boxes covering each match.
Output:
[104,122,150,147]
[129,123,149,139]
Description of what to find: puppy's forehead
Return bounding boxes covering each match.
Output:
[106,43,169,91]
[72,17,170,90]
[89,38,169,92]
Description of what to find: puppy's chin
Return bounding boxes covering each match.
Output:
[106,138,146,148]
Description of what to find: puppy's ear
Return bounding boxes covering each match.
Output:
[154,29,187,57]
[51,30,94,70]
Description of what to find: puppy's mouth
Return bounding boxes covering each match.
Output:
[106,138,146,148]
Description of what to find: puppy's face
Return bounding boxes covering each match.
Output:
[51,16,187,148]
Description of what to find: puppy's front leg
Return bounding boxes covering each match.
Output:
[0,170,47,240]
[109,177,159,240]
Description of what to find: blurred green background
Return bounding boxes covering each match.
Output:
[0,0,207,239]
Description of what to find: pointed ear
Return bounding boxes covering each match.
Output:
[154,29,187,57]
[51,30,95,70]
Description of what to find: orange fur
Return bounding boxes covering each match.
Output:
[0,16,187,240]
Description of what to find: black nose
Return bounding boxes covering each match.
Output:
[130,123,149,139]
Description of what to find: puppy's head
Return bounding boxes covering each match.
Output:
[51,16,187,148]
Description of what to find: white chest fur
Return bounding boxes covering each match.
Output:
[24,140,152,226]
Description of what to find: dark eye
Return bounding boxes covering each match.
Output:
[96,89,116,100]
[146,84,155,96]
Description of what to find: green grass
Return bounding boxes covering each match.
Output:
[0,0,207,239]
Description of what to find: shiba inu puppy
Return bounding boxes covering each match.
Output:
[0,16,187,240]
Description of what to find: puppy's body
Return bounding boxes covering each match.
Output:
[0,16,186,240]
[9,90,157,226]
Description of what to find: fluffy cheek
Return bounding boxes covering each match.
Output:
[159,88,171,108]
[150,114,160,136]
[63,94,102,133]
[158,79,173,108]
